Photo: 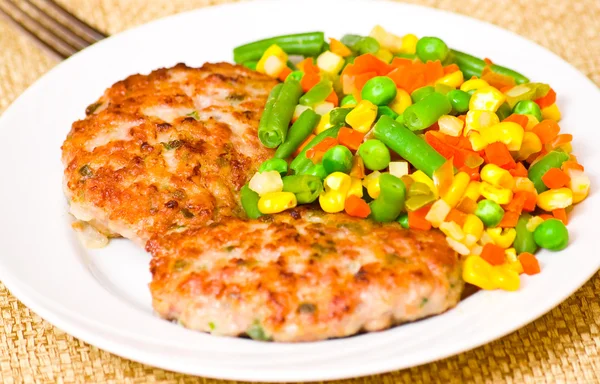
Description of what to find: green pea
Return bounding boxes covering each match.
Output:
[377,106,399,120]
[341,94,357,107]
[475,199,505,227]
[398,213,409,228]
[416,36,449,63]
[357,139,391,171]
[411,86,435,103]
[322,145,353,174]
[301,163,328,180]
[356,36,380,55]
[533,218,569,251]
[447,89,471,114]
[258,158,288,175]
[361,76,397,106]
[513,100,542,122]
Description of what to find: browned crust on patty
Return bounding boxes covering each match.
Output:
[61,63,278,245]
[148,207,463,342]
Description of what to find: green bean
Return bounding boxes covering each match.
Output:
[240,184,262,219]
[450,49,529,84]
[290,126,343,174]
[242,61,258,70]
[257,84,283,145]
[372,116,446,178]
[411,86,435,103]
[299,79,332,106]
[233,32,325,63]
[330,108,351,125]
[528,150,570,193]
[341,35,380,54]
[369,174,406,222]
[403,92,452,131]
[299,163,328,179]
[282,175,323,204]
[258,158,288,175]
[496,102,512,121]
[514,214,538,254]
[274,109,321,160]
[258,80,303,148]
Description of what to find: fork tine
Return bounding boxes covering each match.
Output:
[0,1,73,59]
[24,0,93,50]
[37,0,107,41]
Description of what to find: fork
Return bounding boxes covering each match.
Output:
[0,0,107,59]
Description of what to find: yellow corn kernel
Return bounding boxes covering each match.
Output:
[349,156,365,179]
[463,214,484,239]
[348,177,364,198]
[464,181,482,201]
[463,255,496,290]
[426,199,452,228]
[389,88,412,114]
[541,103,561,122]
[526,216,545,232]
[480,164,515,189]
[314,101,335,116]
[513,177,536,194]
[362,171,381,199]
[469,86,506,112]
[524,114,540,131]
[435,71,464,89]
[470,244,483,256]
[263,55,286,77]
[460,79,489,93]
[369,25,403,53]
[505,248,517,262]
[375,48,394,63]
[480,122,524,151]
[412,170,438,198]
[316,51,345,74]
[505,248,524,274]
[491,265,521,291]
[443,172,471,207]
[256,44,288,74]
[319,190,346,213]
[438,115,464,137]
[464,110,499,136]
[320,172,352,213]
[248,171,283,196]
[440,221,465,242]
[400,33,418,54]
[468,132,488,151]
[480,230,495,245]
[389,161,409,178]
[314,111,333,134]
[324,172,351,193]
[486,228,517,249]
[566,169,590,204]
[446,237,471,256]
[480,182,513,205]
[516,131,542,161]
[258,192,297,214]
[536,188,573,211]
[345,100,378,133]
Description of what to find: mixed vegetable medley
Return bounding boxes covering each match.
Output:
[232,26,590,291]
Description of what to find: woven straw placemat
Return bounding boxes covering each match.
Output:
[1,0,599,383]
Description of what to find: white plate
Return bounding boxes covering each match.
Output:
[0,0,598,381]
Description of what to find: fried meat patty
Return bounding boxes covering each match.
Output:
[148,208,463,342]
[62,63,278,245]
